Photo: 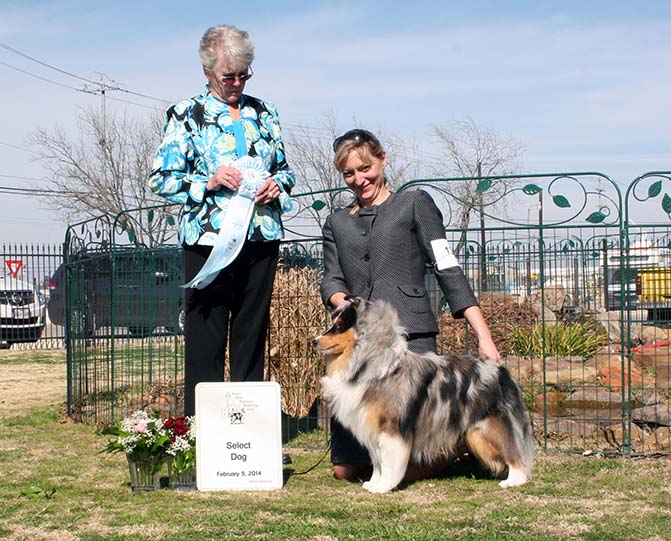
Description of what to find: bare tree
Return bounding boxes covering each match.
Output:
[29,107,177,247]
[284,112,423,234]
[283,113,346,233]
[431,117,525,255]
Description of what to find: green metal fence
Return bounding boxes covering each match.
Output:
[62,172,671,456]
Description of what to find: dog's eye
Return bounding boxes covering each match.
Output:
[335,307,356,332]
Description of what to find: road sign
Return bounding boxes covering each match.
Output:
[5,259,23,278]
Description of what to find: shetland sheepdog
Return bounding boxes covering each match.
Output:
[314,297,533,493]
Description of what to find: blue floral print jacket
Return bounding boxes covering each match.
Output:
[148,86,296,245]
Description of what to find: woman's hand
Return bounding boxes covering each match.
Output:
[328,292,351,314]
[255,177,281,205]
[478,337,502,364]
[462,305,502,364]
[207,165,242,191]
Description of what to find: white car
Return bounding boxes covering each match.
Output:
[0,276,46,345]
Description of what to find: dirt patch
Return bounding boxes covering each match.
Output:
[0,350,66,417]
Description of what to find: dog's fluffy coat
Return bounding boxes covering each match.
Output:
[314,297,534,493]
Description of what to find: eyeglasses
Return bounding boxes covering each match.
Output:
[219,66,254,85]
[332,129,380,152]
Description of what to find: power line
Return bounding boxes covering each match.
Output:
[1,41,443,164]
[0,40,106,87]
[0,174,48,182]
[0,41,169,104]
[0,184,82,198]
[117,86,170,104]
[106,93,162,110]
[0,140,32,152]
[0,184,58,195]
[0,59,81,92]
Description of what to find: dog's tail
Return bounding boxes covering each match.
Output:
[466,366,534,482]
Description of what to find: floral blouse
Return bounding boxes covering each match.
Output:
[148,86,296,245]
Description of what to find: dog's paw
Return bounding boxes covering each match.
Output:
[367,484,394,494]
[499,479,525,488]
[362,481,391,493]
[499,466,529,488]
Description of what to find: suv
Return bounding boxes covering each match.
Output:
[48,249,184,338]
[0,275,46,345]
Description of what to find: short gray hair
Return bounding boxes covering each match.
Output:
[199,24,255,71]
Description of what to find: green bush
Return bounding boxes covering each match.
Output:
[508,321,607,359]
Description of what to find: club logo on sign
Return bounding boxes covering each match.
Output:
[229,408,245,425]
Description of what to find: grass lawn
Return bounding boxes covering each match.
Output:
[1,349,670,541]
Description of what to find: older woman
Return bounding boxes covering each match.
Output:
[321,129,500,481]
[149,24,295,418]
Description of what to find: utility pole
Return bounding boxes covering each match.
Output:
[81,74,121,181]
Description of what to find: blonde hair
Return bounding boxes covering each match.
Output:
[332,131,388,214]
[199,24,255,71]
[334,135,385,173]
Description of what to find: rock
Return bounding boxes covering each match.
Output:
[631,345,671,368]
[653,363,671,388]
[543,357,598,387]
[631,404,671,426]
[565,386,629,409]
[531,285,569,313]
[535,415,597,439]
[151,394,174,414]
[643,426,671,452]
[639,326,671,345]
[503,355,542,382]
[640,391,667,406]
[596,361,648,390]
[595,312,623,343]
[534,390,567,416]
[602,423,647,450]
[127,396,148,409]
[563,387,630,428]
[592,344,624,362]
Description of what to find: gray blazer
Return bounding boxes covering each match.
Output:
[320,190,478,334]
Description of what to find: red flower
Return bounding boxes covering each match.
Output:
[165,416,190,438]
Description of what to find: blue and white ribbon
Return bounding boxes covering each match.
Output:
[182,156,269,289]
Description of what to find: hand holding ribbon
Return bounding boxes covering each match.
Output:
[254,176,281,205]
[182,156,270,290]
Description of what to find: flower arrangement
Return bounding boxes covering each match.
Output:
[164,416,196,474]
[101,410,171,473]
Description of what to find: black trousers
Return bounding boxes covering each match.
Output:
[182,240,280,416]
[330,333,437,465]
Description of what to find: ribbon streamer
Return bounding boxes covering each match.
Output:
[182,156,269,289]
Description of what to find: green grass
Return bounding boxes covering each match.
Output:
[0,349,65,365]
[1,352,671,540]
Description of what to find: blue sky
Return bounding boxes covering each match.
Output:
[1,0,670,243]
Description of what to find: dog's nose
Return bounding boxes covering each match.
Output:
[311,337,319,348]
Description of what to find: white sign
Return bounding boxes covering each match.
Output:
[195,382,283,491]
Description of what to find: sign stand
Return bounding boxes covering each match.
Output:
[195,382,283,491]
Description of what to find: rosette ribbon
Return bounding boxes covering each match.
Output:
[181,156,269,289]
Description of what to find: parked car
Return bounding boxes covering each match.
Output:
[48,249,184,338]
[0,275,46,345]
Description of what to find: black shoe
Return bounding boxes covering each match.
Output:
[282,453,292,465]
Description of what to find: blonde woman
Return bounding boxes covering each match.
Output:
[320,129,500,481]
